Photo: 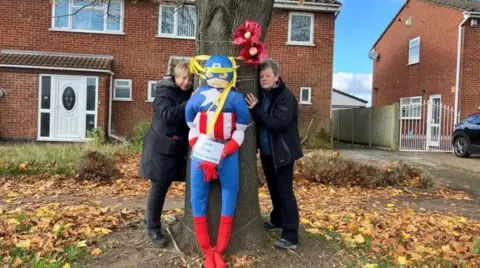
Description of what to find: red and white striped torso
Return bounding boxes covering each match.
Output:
[194,111,236,141]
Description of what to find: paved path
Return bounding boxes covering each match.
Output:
[334,143,480,198]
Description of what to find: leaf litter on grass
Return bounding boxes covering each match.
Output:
[259,179,480,267]
[0,201,143,266]
[2,151,480,267]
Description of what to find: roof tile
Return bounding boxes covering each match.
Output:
[423,0,480,11]
[0,52,112,71]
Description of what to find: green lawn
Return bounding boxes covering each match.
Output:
[0,143,132,176]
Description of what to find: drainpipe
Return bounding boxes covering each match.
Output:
[455,12,480,125]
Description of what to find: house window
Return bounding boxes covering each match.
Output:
[158,5,196,39]
[52,0,124,34]
[148,81,158,102]
[288,12,314,45]
[299,87,312,104]
[114,79,132,101]
[400,96,422,119]
[409,37,420,65]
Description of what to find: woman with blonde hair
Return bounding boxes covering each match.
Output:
[138,61,193,246]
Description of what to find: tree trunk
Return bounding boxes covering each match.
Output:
[174,0,275,254]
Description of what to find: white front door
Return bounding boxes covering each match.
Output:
[54,77,84,140]
[427,95,441,147]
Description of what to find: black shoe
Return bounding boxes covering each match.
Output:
[274,239,297,249]
[147,229,168,247]
[263,221,282,232]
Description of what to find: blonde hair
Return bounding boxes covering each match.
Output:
[174,61,191,77]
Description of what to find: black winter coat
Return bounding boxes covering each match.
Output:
[251,78,303,168]
[138,77,192,182]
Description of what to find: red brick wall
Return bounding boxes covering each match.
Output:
[267,10,335,133]
[372,0,463,110]
[0,69,109,140]
[0,0,335,139]
[0,70,38,139]
[459,19,480,119]
[97,76,110,132]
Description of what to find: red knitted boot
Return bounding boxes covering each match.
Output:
[214,216,233,268]
[194,216,215,268]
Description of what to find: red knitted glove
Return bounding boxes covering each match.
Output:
[222,139,240,159]
[197,161,218,182]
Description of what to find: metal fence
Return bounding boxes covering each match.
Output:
[399,100,455,152]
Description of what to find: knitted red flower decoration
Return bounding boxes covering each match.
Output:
[233,20,261,45]
[239,42,268,65]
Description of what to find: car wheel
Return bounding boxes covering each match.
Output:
[453,136,470,158]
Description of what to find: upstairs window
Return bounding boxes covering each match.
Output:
[158,5,196,39]
[288,12,314,45]
[408,37,420,65]
[52,0,124,34]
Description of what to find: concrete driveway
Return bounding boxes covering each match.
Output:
[334,142,480,198]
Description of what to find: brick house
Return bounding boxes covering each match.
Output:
[0,0,341,142]
[370,0,480,123]
[369,0,480,151]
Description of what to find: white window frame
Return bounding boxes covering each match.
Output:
[85,77,99,139]
[147,80,158,102]
[287,12,315,46]
[113,79,132,101]
[299,87,312,105]
[157,5,197,40]
[408,37,420,65]
[400,96,422,120]
[50,0,125,35]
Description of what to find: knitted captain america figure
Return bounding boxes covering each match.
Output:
[185,55,249,268]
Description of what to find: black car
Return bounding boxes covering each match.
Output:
[452,113,480,158]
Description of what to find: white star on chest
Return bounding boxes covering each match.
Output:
[200,87,221,107]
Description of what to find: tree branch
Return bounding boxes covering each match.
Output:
[49,0,193,26]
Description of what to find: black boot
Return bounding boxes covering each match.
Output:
[147,229,168,247]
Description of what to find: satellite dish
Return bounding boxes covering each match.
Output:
[368,50,380,60]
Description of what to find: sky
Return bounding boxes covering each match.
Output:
[332,0,405,106]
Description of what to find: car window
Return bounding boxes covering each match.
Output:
[472,116,480,125]
[463,115,477,123]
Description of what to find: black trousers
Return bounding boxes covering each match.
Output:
[261,154,299,244]
[145,179,173,230]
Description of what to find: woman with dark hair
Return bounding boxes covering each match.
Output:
[138,61,193,246]
[245,58,303,249]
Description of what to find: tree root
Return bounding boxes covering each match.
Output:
[167,224,203,267]
[287,248,312,266]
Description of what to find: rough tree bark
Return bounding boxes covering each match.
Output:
[174,0,276,254]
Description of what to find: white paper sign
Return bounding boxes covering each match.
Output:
[192,136,225,164]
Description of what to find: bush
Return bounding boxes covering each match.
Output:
[131,121,151,152]
[302,127,333,150]
[87,127,106,145]
[75,151,118,181]
[298,151,433,188]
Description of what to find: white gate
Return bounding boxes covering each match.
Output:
[399,98,455,152]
